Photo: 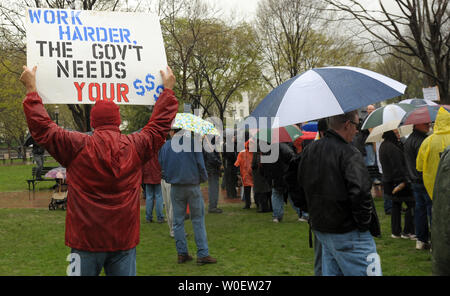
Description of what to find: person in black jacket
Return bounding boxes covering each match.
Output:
[261,142,300,223]
[222,134,239,199]
[251,141,272,213]
[203,136,223,213]
[379,130,415,240]
[32,142,45,180]
[297,110,381,276]
[403,123,432,250]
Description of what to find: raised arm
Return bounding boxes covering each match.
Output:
[131,66,179,163]
[20,66,87,167]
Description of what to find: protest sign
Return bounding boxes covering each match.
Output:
[422,86,440,102]
[25,8,167,105]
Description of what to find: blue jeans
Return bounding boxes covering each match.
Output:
[145,183,164,222]
[412,183,432,243]
[171,184,209,258]
[208,172,219,210]
[314,230,382,276]
[271,188,284,220]
[364,144,376,166]
[69,248,136,276]
[287,195,302,217]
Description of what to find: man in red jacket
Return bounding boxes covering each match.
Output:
[142,153,165,224]
[20,65,178,276]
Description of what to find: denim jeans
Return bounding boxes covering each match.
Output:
[208,172,220,210]
[171,184,209,258]
[271,188,284,220]
[34,154,44,179]
[314,229,382,276]
[287,195,301,217]
[69,247,136,276]
[364,144,376,166]
[145,183,164,222]
[411,183,432,243]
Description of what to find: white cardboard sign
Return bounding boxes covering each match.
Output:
[422,86,440,102]
[25,8,167,105]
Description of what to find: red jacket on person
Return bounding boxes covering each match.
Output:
[234,140,254,187]
[22,89,178,252]
[142,152,162,185]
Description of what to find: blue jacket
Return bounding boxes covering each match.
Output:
[158,135,208,185]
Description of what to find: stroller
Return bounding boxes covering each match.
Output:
[49,177,67,210]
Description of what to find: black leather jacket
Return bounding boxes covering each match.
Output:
[203,150,222,175]
[260,142,295,191]
[296,130,380,236]
[403,129,428,184]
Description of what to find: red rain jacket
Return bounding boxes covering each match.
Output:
[23,89,178,252]
[234,140,254,187]
[142,152,162,185]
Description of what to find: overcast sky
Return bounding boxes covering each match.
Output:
[206,0,259,19]
[206,0,402,20]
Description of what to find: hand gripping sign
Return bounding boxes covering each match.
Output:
[25,8,167,105]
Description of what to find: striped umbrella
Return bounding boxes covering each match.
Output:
[255,125,303,143]
[361,103,417,130]
[400,105,450,126]
[247,66,406,129]
[399,98,438,106]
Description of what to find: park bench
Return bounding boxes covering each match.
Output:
[27,166,58,191]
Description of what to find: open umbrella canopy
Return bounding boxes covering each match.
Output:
[301,121,318,132]
[171,113,219,136]
[361,103,417,130]
[399,98,438,106]
[365,120,413,143]
[248,66,406,129]
[400,105,450,126]
[255,125,303,143]
[44,167,66,179]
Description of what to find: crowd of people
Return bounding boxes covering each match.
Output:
[19,64,449,276]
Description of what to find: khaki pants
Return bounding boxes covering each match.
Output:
[161,179,173,236]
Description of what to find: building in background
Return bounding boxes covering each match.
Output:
[225,92,250,127]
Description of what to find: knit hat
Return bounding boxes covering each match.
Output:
[90,100,121,129]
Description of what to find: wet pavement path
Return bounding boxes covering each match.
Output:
[0,188,243,209]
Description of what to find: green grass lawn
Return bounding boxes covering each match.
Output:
[0,200,432,276]
[0,162,432,276]
[0,160,59,192]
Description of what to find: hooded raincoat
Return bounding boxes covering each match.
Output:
[23,89,178,252]
[234,140,254,187]
[416,107,450,199]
